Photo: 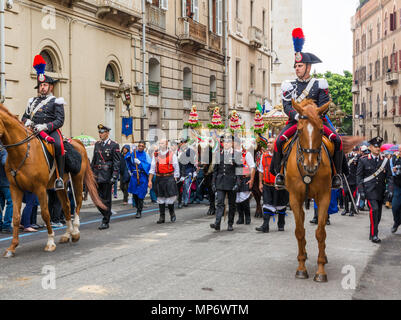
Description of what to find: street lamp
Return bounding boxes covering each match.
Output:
[267,49,281,67]
[116,76,132,113]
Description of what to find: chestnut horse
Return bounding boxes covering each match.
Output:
[0,104,105,257]
[286,99,360,282]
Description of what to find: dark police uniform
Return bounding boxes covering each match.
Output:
[91,124,120,229]
[356,137,392,243]
[199,145,216,215]
[390,154,401,233]
[210,136,242,231]
[342,152,360,216]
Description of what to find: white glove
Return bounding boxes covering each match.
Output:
[132,144,137,150]
[25,119,33,127]
[188,172,192,177]
[294,113,300,121]
[35,124,48,132]
[180,177,185,182]
[134,158,141,165]
[193,172,197,178]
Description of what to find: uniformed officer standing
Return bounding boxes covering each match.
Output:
[356,137,393,243]
[341,147,361,216]
[210,133,242,231]
[390,144,401,233]
[91,124,120,230]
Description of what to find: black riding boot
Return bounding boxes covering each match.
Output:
[136,198,143,218]
[277,211,286,231]
[207,200,216,215]
[341,196,350,216]
[243,199,251,224]
[157,204,165,224]
[310,207,318,224]
[256,210,271,233]
[55,154,65,190]
[271,152,285,189]
[168,204,176,222]
[332,151,343,189]
[236,202,244,224]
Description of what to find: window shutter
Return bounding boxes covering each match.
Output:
[395,52,398,71]
[217,0,222,36]
[193,0,199,22]
[209,0,213,32]
[160,0,168,10]
[390,13,394,31]
[182,0,186,17]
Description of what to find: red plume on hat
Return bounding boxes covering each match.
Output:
[292,28,305,53]
[33,55,46,78]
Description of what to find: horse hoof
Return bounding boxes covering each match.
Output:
[44,245,56,252]
[71,233,80,243]
[313,274,328,283]
[59,236,71,244]
[295,270,309,279]
[3,250,15,258]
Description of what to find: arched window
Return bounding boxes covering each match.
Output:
[40,50,55,72]
[376,94,380,118]
[105,64,116,82]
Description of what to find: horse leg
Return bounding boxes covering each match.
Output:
[36,188,56,252]
[56,189,72,244]
[4,187,23,258]
[291,198,308,279]
[71,175,83,243]
[314,195,330,283]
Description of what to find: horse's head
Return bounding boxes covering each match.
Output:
[292,99,331,175]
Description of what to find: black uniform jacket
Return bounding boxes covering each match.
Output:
[22,96,65,133]
[91,139,121,184]
[212,149,242,191]
[356,154,392,201]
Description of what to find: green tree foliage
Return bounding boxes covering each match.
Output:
[313,71,353,135]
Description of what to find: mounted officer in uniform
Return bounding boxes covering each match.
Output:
[91,124,120,230]
[22,55,66,190]
[271,28,343,190]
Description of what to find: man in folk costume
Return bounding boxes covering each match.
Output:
[22,55,66,190]
[148,139,180,224]
[91,124,120,230]
[125,141,151,219]
[356,137,393,243]
[257,138,289,232]
[210,132,242,231]
[271,28,343,190]
[234,138,255,225]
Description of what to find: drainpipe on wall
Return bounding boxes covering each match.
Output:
[224,0,228,123]
[0,0,6,103]
[141,0,146,141]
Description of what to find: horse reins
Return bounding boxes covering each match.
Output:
[0,129,39,190]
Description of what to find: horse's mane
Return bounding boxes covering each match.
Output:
[300,99,323,129]
[0,103,30,131]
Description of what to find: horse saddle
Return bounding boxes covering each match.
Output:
[283,135,334,158]
[37,137,55,172]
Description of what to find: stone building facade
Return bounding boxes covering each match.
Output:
[352,0,401,144]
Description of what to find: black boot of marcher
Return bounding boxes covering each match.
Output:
[168,204,176,222]
[157,204,166,224]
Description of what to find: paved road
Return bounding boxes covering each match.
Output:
[0,200,399,300]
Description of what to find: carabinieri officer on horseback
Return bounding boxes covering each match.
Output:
[22,55,66,190]
[271,28,343,190]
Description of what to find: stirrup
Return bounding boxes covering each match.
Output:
[274,173,286,190]
[331,174,342,190]
[54,178,65,190]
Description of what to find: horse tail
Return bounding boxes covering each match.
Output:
[342,136,365,154]
[84,159,107,210]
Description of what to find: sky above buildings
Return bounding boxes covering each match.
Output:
[302,0,359,75]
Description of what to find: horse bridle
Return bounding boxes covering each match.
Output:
[0,128,39,190]
[296,115,323,184]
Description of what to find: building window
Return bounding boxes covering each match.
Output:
[377,21,381,40]
[236,60,240,92]
[105,64,116,82]
[149,58,160,96]
[355,39,360,55]
[376,94,380,118]
[250,64,255,88]
[40,50,54,73]
[250,0,253,26]
[361,34,366,51]
[183,67,192,100]
[210,75,217,102]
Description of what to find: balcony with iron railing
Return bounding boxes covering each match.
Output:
[183,87,192,100]
[148,81,160,96]
[385,71,398,85]
[146,4,166,31]
[177,18,207,51]
[248,26,263,49]
[352,80,360,94]
[96,0,142,27]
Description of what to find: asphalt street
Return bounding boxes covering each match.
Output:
[0,199,399,300]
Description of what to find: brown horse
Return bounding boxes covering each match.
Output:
[285,99,360,282]
[0,104,105,257]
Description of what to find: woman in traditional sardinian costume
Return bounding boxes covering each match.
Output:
[148,139,180,224]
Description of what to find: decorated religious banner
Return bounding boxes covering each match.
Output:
[122,117,133,137]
